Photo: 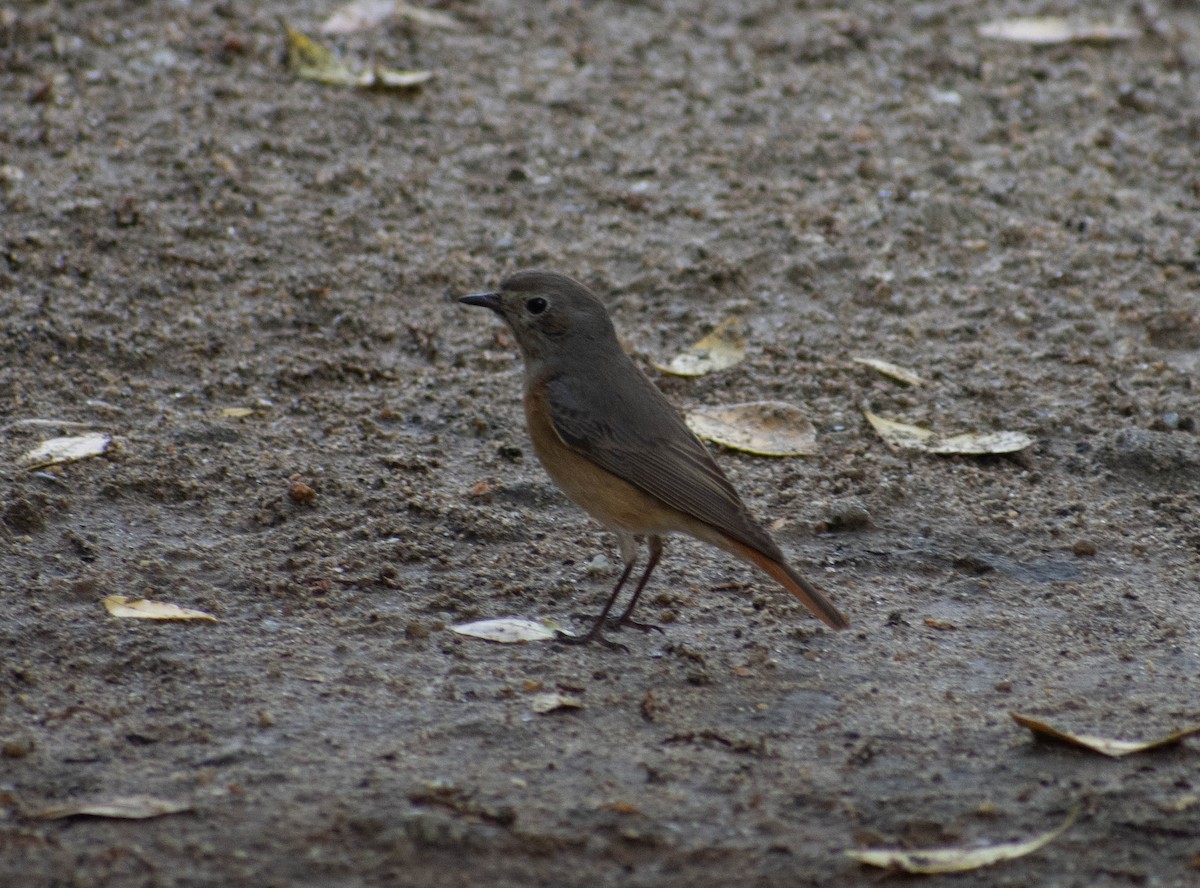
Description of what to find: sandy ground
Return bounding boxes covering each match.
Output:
[3,1,1200,885]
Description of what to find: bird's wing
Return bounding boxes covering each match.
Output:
[544,365,783,560]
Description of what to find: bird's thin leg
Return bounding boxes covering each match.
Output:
[609,535,664,634]
[556,534,638,650]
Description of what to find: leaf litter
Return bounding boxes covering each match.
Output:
[978,17,1139,46]
[1011,712,1200,757]
[853,356,924,386]
[284,25,432,89]
[21,433,111,469]
[846,806,1079,874]
[686,401,817,456]
[31,795,193,820]
[653,317,746,377]
[450,617,570,643]
[864,410,1033,455]
[103,595,217,622]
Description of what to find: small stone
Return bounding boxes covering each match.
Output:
[1072,539,1097,557]
[824,498,871,531]
[3,737,34,758]
[288,479,316,503]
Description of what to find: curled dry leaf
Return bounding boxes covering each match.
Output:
[846,807,1078,874]
[852,357,923,387]
[450,617,565,643]
[530,692,583,714]
[22,433,111,469]
[653,317,746,377]
[322,0,461,34]
[685,401,817,457]
[864,410,1033,455]
[1011,712,1200,757]
[31,795,192,820]
[284,25,433,89]
[103,595,217,622]
[978,17,1139,45]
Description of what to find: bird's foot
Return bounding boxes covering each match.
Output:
[606,615,664,635]
[555,629,629,653]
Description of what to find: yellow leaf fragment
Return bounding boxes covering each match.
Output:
[852,357,923,386]
[32,795,192,820]
[322,0,461,34]
[22,433,111,469]
[531,692,583,714]
[284,25,432,89]
[863,411,934,451]
[847,807,1078,874]
[220,407,254,419]
[450,617,563,643]
[863,411,1033,454]
[978,17,1139,46]
[103,595,217,622]
[654,318,746,377]
[1011,712,1200,757]
[686,401,817,457]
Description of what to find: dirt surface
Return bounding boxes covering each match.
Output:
[3,1,1200,885]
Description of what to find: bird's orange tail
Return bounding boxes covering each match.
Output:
[727,540,849,630]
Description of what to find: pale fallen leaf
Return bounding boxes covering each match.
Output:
[686,401,817,457]
[284,26,433,89]
[929,431,1035,455]
[862,411,933,451]
[654,318,746,377]
[846,807,1078,874]
[1011,712,1200,757]
[22,433,111,469]
[103,595,217,622]
[31,795,192,820]
[531,692,583,714]
[322,0,461,34]
[450,617,567,643]
[864,411,1033,455]
[219,407,254,419]
[853,357,923,386]
[978,17,1139,45]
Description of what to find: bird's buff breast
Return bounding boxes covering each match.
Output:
[523,382,683,535]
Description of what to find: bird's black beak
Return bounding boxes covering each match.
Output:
[459,291,502,312]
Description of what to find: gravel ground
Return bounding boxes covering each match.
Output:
[2,1,1199,885]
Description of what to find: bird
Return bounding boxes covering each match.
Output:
[460,270,848,648]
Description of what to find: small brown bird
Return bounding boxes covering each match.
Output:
[461,270,848,647]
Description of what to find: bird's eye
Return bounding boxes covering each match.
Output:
[526,297,548,315]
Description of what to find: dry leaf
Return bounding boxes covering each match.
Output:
[978,17,1139,45]
[654,318,746,377]
[284,25,433,89]
[322,0,461,34]
[103,595,217,622]
[852,357,923,386]
[450,617,565,643]
[864,411,1033,455]
[929,431,1034,455]
[685,401,817,456]
[219,407,254,418]
[31,795,192,820]
[531,692,583,714]
[847,807,1078,874]
[1011,713,1200,757]
[21,433,111,469]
